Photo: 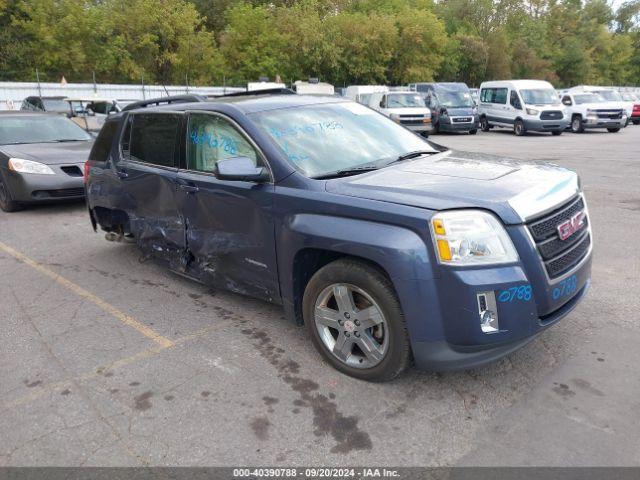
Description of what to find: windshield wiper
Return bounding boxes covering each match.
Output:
[313,164,381,180]
[388,150,437,165]
[53,139,85,142]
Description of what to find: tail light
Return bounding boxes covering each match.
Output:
[83,160,90,183]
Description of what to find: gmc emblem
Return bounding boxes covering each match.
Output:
[557,211,585,241]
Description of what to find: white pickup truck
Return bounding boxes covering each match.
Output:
[560,92,627,133]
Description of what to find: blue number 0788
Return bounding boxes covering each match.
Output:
[497,285,532,303]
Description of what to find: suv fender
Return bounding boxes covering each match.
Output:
[277,213,444,343]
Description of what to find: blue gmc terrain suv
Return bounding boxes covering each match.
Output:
[85,91,592,381]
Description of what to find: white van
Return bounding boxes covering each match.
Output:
[345,85,389,105]
[368,91,433,136]
[478,80,569,135]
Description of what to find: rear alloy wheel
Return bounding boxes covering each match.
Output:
[303,259,410,382]
[514,119,526,136]
[480,117,490,132]
[633,120,640,125]
[571,115,584,133]
[607,127,620,133]
[469,129,478,135]
[0,176,20,212]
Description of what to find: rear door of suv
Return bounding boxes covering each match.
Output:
[118,111,186,263]
[174,110,280,302]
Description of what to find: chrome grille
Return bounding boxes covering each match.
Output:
[527,196,591,278]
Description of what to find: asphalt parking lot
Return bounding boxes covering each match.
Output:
[1,126,639,467]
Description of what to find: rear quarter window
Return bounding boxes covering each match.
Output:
[89,120,119,163]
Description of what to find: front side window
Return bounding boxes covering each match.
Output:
[129,113,180,168]
[187,113,258,173]
[250,102,438,178]
[510,90,522,109]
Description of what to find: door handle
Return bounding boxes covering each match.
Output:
[179,183,199,194]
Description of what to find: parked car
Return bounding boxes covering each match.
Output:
[344,85,389,106]
[568,86,630,126]
[559,92,626,133]
[20,96,69,114]
[368,91,433,136]
[620,92,640,125]
[86,98,139,115]
[65,97,110,134]
[478,80,568,135]
[0,112,93,212]
[409,82,478,134]
[85,92,592,381]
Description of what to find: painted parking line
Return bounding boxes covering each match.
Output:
[0,240,173,348]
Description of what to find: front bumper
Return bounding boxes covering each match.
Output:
[523,118,569,132]
[1,165,85,202]
[583,117,626,129]
[404,123,434,134]
[412,279,590,371]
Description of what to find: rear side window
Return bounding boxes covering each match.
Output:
[89,120,118,163]
[480,88,508,104]
[129,113,180,168]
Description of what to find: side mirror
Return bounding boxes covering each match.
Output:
[379,100,385,108]
[215,156,269,182]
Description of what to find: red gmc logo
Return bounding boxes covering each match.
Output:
[557,211,585,241]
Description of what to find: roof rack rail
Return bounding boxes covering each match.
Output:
[122,94,208,111]
[209,88,296,98]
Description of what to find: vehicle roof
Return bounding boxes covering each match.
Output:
[25,95,68,100]
[0,111,58,117]
[480,80,555,89]
[66,97,115,102]
[133,93,349,114]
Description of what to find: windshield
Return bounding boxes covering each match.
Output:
[574,94,605,104]
[596,90,622,102]
[0,115,92,144]
[250,102,438,178]
[621,93,638,101]
[42,98,69,113]
[387,93,425,108]
[434,86,474,108]
[520,89,559,105]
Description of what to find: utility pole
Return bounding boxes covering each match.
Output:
[35,68,42,97]
[92,71,97,94]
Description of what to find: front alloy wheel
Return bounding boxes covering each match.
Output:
[571,116,584,133]
[314,283,388,369]
[303,259,410,381]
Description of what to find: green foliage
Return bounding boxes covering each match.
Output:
[0,0,638,87]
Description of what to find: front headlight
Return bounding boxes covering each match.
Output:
[430,210,519,266]
[586,109,598,117]
[8,158,55,175]
[526,108,539,116]
[389,113,400,122]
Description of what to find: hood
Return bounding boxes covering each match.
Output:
[0,140,93,165]
[325,150,579,225]
[386,107,430,116]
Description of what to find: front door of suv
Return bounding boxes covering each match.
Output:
[118,111,186,264]
[175,111,279,302]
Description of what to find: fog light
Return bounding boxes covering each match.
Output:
[477,292,499,333]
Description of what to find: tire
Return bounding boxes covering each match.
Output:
[571,115,584,133]
[551,130,562,136]
[632,120,640,125]
[514,119,525,136]
[480,116,490,132]
[0,176,21,212]
[607,128,620,133]
[303,259,411,382]
[469,129,478,135]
